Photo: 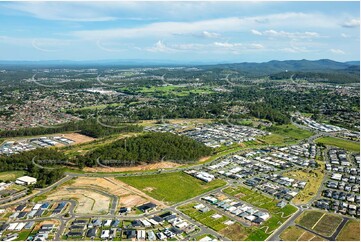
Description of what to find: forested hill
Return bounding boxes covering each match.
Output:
[78,132,213,167]
[201,59,360,80]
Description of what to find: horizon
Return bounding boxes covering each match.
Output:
[0,1,360,62]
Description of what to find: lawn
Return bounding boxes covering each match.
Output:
[265,124,314,142]
[0,171,25,181]
[283,165,325,205]
[337,219,360,241]
[118,172,226,204]
[223,186,297,241]
[313,214,342,237]
[178,203,228,232]
[316,136,360,152]
[296,210,324,229]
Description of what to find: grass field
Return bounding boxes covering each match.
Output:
[280,226,325,241]
[223,186,297,241]
[296,210,324,229]
[312,214,342,237]
[118,172,226,204]
[178,203,228,231]
[0,171,25,181]
[337,220,360,241]
[316,136,360,152]
[265,124,314,142]
[284,164,325,205]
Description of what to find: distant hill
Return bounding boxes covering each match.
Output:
[201,59,359,75]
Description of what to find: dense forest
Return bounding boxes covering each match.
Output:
[0,118,143,138]
[77,132,213,167]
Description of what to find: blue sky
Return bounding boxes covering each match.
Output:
[0,1,359,63]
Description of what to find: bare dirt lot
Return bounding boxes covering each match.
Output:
[83,161,181,172]
[45,177,165,214]
[61,133,95,144]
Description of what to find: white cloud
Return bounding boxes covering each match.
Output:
[147,40,175,53]
[342,18,360,28]
[330,48,345,54]
[201,31,221,38]
[341,33,350,38]
[259,29,320,39]
[72,12,338,40]
[251,29,263,36]
[214,42,242,48]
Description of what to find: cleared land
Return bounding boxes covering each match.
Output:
[262,124,314,144]
[83,161,181,173]
[337,220,360,241]
[0,171,25,181]
[280,226,325,241]
[44,177,164,214]
[62,133,95,144]
[296,210,324,228]
[284,164,325,205]
[223,186,297,241]
[118,172,226,204]
[312,214,343,237]
[316,136,360,152]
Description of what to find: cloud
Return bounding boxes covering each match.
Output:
[252,29,320,39]
[147,40,175,53]
[342,18,360,28]
[330,48,345,54]
[201,31,221,38]
[214,42,242,48]
[250,43,264,49]
[251,29,263,36]
[72,12,337,40]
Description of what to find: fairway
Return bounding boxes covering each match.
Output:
[337,220,360,241]
[118,172,226,204]
[315,136,360,152]
[0,171,25,181]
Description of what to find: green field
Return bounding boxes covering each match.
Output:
[316,136,360,152]
[118,172,226,204]
[178,203,228,231]
[337,220,360,241]
[265,124,314,142]
[296,210,324,229]
[223,186,298,241]
[313,214,342,237]
[0,171,25,181]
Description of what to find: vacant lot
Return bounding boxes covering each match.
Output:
[178,203,228,231]
[316,136,360,152]
[62,133,95,144]
[118,172,226,204]
[0,171,25,181]
[83,161,181,173]
[45,177,163,214]
[313,214,343,237]
[296,210,324,229]
[280,226,325,241]
[223,186,297,241]
[220,223,249,241]
[284,165,324,205]
[265,124,314,142]
[337,220,360,241]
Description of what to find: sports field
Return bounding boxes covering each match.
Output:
[118,172,226,204]
[315,136,360,152]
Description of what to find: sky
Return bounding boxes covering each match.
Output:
[0,1,359,63]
